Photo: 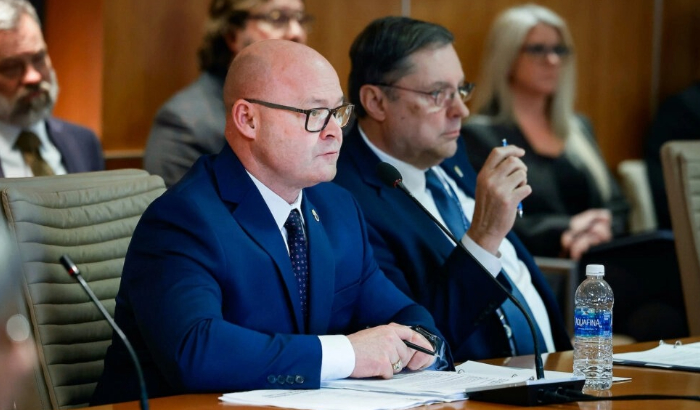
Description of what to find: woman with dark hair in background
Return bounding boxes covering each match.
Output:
[143,0,311,187]
[462,4,628,260]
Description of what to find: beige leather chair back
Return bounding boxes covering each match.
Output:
[661,141,700,335]
[618,159,657,233]
[0,170,165,409]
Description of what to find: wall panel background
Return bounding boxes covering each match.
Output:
[44,0,700,171]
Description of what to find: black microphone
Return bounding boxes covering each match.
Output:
[376,162,584,406]
[59,255,149,410]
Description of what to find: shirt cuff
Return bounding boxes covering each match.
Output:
[319,335,355,380]
[461,234,502,278]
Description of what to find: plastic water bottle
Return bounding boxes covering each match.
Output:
[573,264,614,390]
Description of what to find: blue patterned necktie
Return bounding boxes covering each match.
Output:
[284,209,309,320]
[425,169,467,239]
[497,272,547,355]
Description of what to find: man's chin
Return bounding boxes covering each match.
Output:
[6,106,52,128]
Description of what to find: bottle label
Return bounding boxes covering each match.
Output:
[574,308,612,337]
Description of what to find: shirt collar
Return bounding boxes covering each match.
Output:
[247,171,304,230]
[0,120,49,148]
[357,124,432,193]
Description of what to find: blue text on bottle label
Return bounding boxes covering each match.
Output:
[574,308,612,337]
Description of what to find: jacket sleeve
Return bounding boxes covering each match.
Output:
[364,219,506,359]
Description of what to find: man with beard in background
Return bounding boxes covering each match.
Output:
[0,0,103,178]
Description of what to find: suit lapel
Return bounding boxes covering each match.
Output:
[441,140,477,199]
[213,146,306,333]
[44,118,74,173]
[344,126,455,252]
[301,196,335,334]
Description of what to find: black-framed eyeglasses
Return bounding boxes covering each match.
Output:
[521,43,571,59]
[372,82,475,108]
[244,99,354,133]
[247,9,314,30]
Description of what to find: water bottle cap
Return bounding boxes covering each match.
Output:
[585,264,605,276]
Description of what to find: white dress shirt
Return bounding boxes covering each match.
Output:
[0,120,67,177]
[358,126,555,352]
[248,172,355,381]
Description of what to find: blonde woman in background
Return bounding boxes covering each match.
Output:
[462,3,628,260]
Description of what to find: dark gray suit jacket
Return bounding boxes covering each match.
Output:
[0,117,104,177]
[143,72,227,187]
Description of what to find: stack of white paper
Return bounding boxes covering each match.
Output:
[613,341,700,371]
[219,389,446,410]
[219,362,572,410]
[322,365,531,399]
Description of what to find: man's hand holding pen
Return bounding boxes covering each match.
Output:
[468,142,531,255]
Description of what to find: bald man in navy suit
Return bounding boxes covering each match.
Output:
[92,39,449,405]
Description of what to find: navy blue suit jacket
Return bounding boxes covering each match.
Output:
[92,144,446,404]
[334,124,571,362]
[0,117,104,177]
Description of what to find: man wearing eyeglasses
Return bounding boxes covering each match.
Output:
[91,39,451,405]
[0,0,104,178]
[334,17,571,362]
[144,0,311,187]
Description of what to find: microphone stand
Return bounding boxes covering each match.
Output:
[377,162,584,406]
[60,255,150,410]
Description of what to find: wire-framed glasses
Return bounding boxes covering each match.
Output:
[521,43,571,59]
[244,99,354,132]
[247,10,314,30]
[373,82,475,108]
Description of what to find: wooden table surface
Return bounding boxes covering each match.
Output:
[91,337,700,410]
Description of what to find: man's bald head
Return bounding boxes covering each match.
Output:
[224,39,336,114]
[222,39,345,203]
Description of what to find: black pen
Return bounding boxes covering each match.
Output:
[403,340,436,356]
[502,139,524,218]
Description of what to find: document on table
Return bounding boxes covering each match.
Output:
[613,341,700,372]
[219,389,448,410]
[457,360,630,383]
[219,362,582,410]
[322,366,531,398]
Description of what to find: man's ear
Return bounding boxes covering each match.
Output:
[231,100,257,139]
[359,84,388,122]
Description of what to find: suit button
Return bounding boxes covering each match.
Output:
[286,375,295,384]
[277,375,285,384]
[267,375,277,384]
[295,375,305,384]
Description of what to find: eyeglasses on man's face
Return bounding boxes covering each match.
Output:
[244,99,354,133]
[373,82,475,108]
[521,43,571,59]
[247,9,314,30]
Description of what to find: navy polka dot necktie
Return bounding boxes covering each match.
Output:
[284,209,309,320]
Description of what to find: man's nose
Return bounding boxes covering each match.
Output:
[284,19,307,42]
[22,63,43,85]
[448,96,470,119]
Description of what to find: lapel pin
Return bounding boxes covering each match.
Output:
[454,165,463,178]
[312,209,320,222]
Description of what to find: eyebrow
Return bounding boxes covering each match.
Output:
[303,96,346,107]
[422,78,466,90]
